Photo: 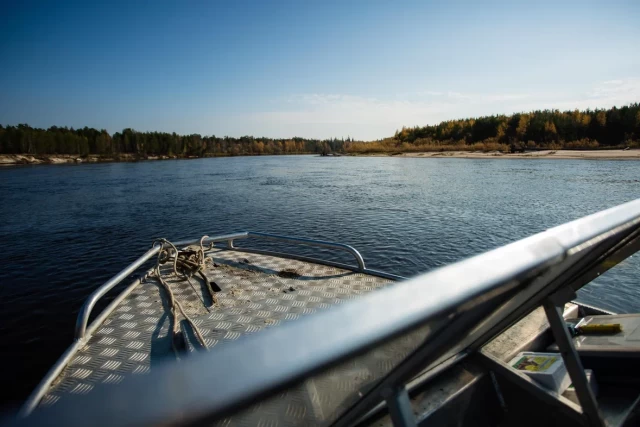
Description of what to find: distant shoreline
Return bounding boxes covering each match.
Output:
[0,153,182,166]
[3,149,640,166]
[0,153,309,166]
[356,149,640,160]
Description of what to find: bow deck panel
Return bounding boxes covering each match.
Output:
[39,247,393,408]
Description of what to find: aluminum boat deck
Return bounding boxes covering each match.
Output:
[33,236,397,412]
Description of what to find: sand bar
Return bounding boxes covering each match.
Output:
[362,149,640,160]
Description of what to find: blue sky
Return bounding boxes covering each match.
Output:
[1,0,639,140]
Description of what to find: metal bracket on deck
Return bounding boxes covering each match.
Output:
[543,292,604,427]
[383,386,417,427]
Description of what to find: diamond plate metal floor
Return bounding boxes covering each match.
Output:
[38,248,393,409]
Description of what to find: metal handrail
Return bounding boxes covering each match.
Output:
[242,231,366,270]
[20,231,373,416]
[75,231,366,340]
[74,245,161,340]
[15,199,640,426]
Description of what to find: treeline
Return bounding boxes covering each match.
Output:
[346,103,640,153]
[3,104,639,157]
[0,125,351,156]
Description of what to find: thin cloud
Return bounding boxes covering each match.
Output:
[482,94,531,102]
[587,78,640,101]
[250,79,639,140]
[257,91,533,138]
[512,78,640,112]
[405,90,529,102]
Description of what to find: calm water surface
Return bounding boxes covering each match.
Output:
[1,155,639,407]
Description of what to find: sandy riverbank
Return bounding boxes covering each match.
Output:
[362,149,640,160]
[3,150,639,165]
[0,153,177,166]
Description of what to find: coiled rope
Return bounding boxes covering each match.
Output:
[151,237,210,355]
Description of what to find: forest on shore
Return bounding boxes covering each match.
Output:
[0,126,346,157]
[1,103,639,158]
[347,103,640,154]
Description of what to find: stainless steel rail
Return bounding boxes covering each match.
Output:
[20,232,374,416]
[76,231,367,340]
[242,231,367,271]
[14,199,640,426]
[75,245,161,340]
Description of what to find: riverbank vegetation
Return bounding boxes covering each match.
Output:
[0,126,347,157]
[345,103,640,154]
[1,104,638,160]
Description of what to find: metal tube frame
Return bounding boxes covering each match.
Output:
[21,231,377,416]
[384,386,417,427]
[75,245,161,340]
[543,297,604,426]
[234,231,367,271]
[76,231,370,341]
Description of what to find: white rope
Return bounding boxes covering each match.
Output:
[151,238,209,353]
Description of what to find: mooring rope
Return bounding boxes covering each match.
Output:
[151,238,210,354]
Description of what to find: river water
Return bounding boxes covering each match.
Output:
[1,155,639,408]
